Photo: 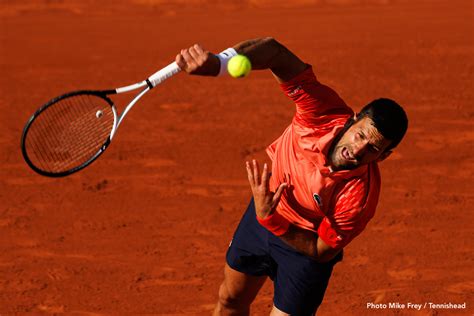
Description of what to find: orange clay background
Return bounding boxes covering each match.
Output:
[0,0,473,314]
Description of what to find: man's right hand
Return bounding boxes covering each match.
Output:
[175,44,220,76]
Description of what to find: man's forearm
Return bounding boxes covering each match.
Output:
[176,38,307,81]
[232,37,307,82]
[279,225,341,263]
[232,38,283,70]
[279,225,318,258]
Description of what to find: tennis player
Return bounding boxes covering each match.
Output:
[176,38,408,316]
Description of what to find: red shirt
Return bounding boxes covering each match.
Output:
[264,66,381,250]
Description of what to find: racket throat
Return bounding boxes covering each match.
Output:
[145,79,154,89]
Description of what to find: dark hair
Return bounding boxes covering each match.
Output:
[356,98,408,151]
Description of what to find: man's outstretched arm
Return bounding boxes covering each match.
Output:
[175,37,307,82]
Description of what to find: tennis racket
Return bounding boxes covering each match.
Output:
[21,62,181,177]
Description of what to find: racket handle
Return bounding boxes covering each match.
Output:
[147,62,181,88]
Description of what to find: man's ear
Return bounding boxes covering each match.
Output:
[377,150,392,162]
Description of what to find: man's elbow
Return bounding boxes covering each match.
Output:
[266,37,285,52]
[314,250,341,263]
[262,36,277,45]
[314,238,342,263]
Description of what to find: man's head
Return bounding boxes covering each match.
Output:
[329,98,408,171]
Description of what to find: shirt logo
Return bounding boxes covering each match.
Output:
[313,193,322,207]
[288,85,302,97]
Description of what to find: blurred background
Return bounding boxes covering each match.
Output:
[0,0,472,314]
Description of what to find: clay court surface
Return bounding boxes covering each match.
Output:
[0,0,473,314]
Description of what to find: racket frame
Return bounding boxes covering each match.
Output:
[21,62,181,177]
[21,90,117,177]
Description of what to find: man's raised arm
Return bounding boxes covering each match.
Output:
[175,37,307,82]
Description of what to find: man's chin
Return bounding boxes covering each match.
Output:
[332,160,359,171]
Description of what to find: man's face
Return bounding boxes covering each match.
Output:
[330,116,393,171]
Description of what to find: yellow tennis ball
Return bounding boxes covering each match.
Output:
[227,55,252,78]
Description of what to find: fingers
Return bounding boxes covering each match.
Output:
[261,163,269,187]
[175,53,185,69]
[246,161,255,188]
[252,160,260,186]
[246,160,284,216]
[180,48,196,71]
[272,182,288,206]
[188,44,205,64]
[193,44,204,55]
[246,159,272,190]
[177,44,207,73]
[245,159,263,187]
[177,43,221,76]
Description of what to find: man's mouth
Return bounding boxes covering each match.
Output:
[341,147,354,161]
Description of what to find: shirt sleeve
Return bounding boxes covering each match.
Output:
[279,66,353,128]
[317,175,380,250]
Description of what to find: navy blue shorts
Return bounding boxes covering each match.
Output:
[226,199,343,315]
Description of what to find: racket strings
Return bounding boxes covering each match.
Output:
[24,94,115,173]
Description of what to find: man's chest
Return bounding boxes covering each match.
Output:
[294,169,339,216]
[275,158,341,219]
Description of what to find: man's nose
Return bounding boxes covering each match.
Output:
[352,140,368,158]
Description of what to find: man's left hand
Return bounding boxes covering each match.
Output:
[246,160,287,219]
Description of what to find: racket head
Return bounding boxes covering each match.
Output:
[21,90,117,177]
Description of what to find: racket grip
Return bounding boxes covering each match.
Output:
[148,62,181,88]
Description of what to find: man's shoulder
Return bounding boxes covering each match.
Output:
[281,66,354,119]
